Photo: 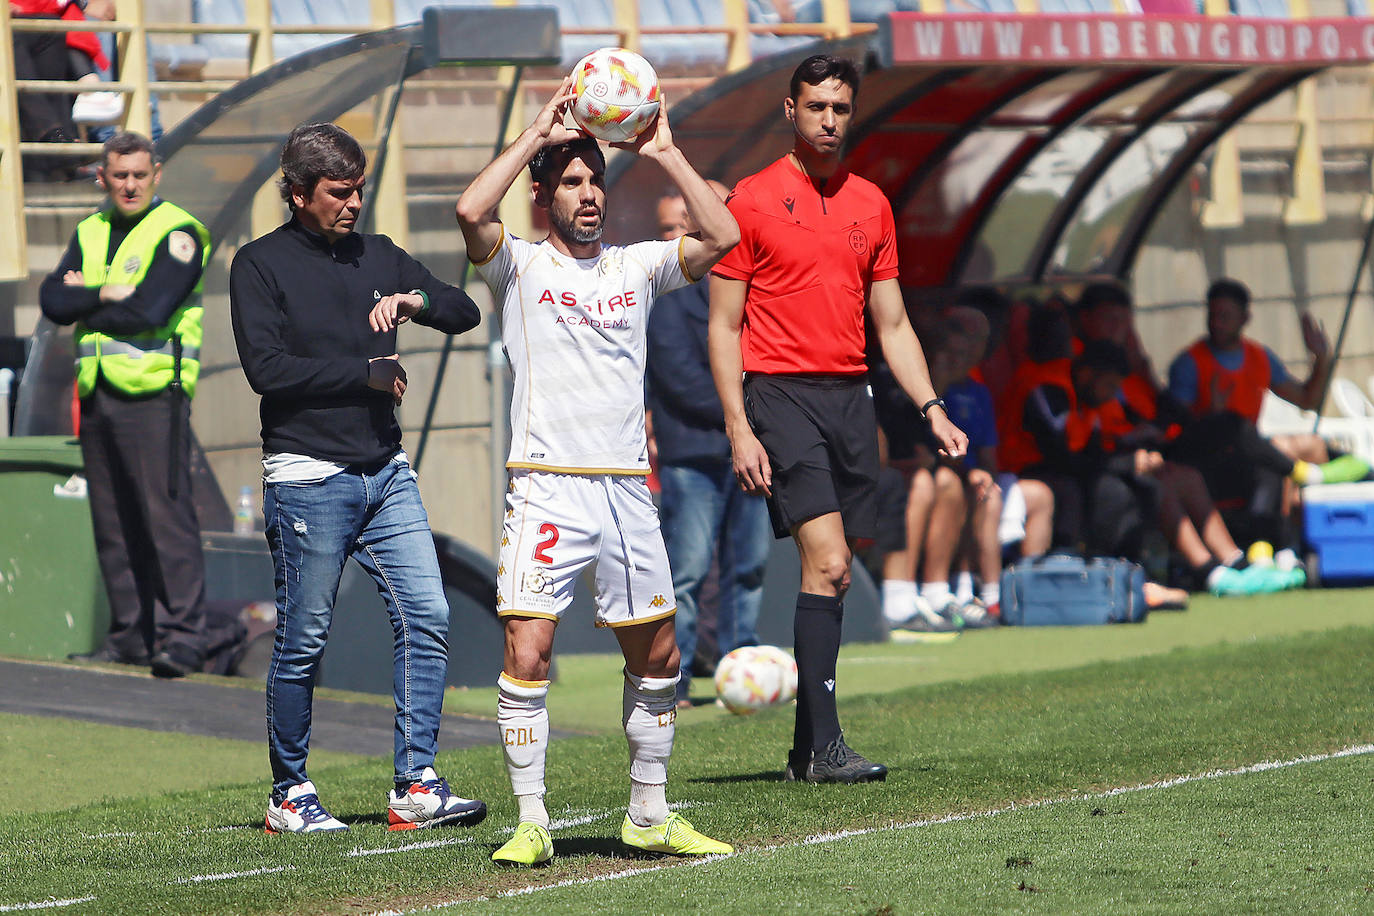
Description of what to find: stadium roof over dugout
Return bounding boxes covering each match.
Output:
[607,12,1374,292]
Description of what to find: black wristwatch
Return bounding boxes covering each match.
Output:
[920,397,947,420]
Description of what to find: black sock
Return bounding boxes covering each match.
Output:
[793,592,844,759]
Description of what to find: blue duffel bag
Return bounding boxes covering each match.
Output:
[999,554,1147,626]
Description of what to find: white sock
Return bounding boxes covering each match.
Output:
[628,780,669,827]
[623,669,676,823]
[980,582,1000,606]
[497,672,550,800]
[954,571,974,604]
[881,579,917,623]
[920,581,951,607]
[516,793,549,829]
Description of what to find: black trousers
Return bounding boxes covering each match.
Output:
[79,385,207,661]
[1023,466,1159,562]
[11,15,73,141]
[1167,413,1291,544]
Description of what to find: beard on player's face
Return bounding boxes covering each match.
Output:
[549,196,605,245]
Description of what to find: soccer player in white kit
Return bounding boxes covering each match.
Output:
[456,78,740,866]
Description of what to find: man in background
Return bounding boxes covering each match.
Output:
[40,131,211,678]
[648,184,772,709]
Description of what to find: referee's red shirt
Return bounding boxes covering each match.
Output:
[712,155,899,376]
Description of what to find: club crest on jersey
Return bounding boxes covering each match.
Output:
[597,250,624,279]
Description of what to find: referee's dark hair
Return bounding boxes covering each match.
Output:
[1206,277,1251,313]
[529,137,606,187]
[278,123,367,211]
[789,54,860,101]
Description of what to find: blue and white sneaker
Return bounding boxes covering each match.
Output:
[265,780,348,834]
[388,767,487,831]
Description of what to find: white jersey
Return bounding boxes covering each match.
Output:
[474,228,691,474]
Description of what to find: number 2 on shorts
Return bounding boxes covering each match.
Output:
[533,523,559,564]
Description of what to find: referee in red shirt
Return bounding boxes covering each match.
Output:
[709,55,967,784]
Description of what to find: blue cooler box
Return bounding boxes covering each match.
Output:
[1303,482,1374,584]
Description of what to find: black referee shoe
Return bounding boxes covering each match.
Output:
[805,735,888,784]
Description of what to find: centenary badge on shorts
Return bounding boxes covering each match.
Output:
[518,569,556,610]
[848,229,868,255]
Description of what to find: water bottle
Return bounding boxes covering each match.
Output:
[233,485,256,536]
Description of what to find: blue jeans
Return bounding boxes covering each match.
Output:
[263,458,449,795]
[659,461,772,672]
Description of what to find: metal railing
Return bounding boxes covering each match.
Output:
[1,0,1364,282]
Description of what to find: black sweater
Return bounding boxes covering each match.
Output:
[229,217,481,466]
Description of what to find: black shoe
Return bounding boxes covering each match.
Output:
[150,645,202,679]
[68,645,149,666]
[805,735,888,784]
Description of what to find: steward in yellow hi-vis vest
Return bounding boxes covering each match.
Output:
[73,200,209,399]
[39,132,220,678]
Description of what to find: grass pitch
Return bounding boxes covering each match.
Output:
[1,592,1371,914]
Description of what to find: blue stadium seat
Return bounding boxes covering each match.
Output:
[638,0,728,70]
[1231,0,1293,16]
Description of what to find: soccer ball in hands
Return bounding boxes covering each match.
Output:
[714,645,799,716]
[570,47,661,143]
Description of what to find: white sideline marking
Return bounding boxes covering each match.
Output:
[364,742,1374,914]
[547,800,698,831]
[177,865,294,884]
[0,898,97,912]
[800,742,1374,846]
[348,837,474,857]
[548,810,612,830]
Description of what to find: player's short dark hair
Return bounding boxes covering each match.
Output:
[101,131,158,167]
[1077,280,1132,313]
[789,54,860,101]
[278,122,366,211]
[1206,277,1251,311]
[529,137,606,187]
[1074,339,1131,377]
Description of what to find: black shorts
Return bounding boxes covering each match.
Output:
[744,373,880,540]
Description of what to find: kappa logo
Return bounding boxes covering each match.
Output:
[497,563,506,576]
[824,678,836,693]
[648,594,669,609]
[501,535,510,546]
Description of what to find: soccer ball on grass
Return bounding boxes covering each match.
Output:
[714,645,799,715]
[570,47,661,143]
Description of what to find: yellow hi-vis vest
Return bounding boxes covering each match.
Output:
[73,201,210,399]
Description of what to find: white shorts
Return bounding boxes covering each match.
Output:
[496,470,676,628]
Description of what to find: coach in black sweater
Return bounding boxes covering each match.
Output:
[230,123,487,835]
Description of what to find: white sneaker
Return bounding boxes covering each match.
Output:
[265,780,348,834]
[71,90,125,126]
[387,766,487,831]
